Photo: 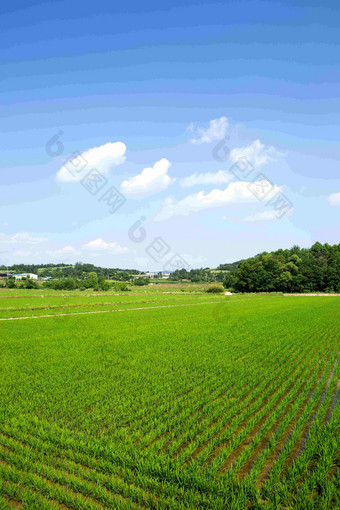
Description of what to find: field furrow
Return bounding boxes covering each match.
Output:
[183,338,324,471]
[257,349,339,486]
[1,291,338,508]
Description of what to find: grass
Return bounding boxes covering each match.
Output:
[0,286,338,508]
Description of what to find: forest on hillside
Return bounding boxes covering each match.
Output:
[225,242,340,293]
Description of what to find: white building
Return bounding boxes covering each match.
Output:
[13,273,38,280]
[144,272,156,278]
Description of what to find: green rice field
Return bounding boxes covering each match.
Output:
[0,287,339,509]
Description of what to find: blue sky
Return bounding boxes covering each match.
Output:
[1,0,339,270]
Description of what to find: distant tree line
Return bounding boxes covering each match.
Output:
[43,273,132,291]
[169,268,225,283]
[0,262,140,281]
[5,275,39,289]
[216,261,242,271]
[224,243,340,293]
[3,271,150,291]
[1,263,71,274]
[4,272,131,291]
[3,242,339,293]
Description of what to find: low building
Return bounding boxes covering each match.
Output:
[144,272,156,279]
[13,273,38,280]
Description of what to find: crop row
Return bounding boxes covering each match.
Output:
[1,295,338,508]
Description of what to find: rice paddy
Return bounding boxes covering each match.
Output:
[0,288,338,508]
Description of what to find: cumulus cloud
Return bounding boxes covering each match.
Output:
[56,141,126,183]
[180,170,233,187]
[155,180,281,221]
[328,192,340,206]
[230,139,278,168]
[188,117,229,144]
[121,158,174,196]
[82,238,128,254]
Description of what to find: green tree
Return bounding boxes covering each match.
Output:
[229,243,340,293]
[6,277,16,289]
[223,272,235,289]
[85,272,98,288]
[23,277,39,289]
[100,280,111,291]
[133,277,149,286]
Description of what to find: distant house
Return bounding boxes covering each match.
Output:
[144,272,156,279]
[133,271,170,279]
[13,273,38,280]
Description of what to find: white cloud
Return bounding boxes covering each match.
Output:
[180,139,280,187]
[328,192,340,206]
[82,238,128,254]
[0,232,48,245]
[11,232,48,244]
[229,139,278,168]
[188,117,229,144]
[243,209,292,222]
[56,245,76,254]
[0,222,9,227]
[56,141,126,183]
[180,170,233,187]
[155,180,281,221]
[0,232,49,264]
[121,158,174,196]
